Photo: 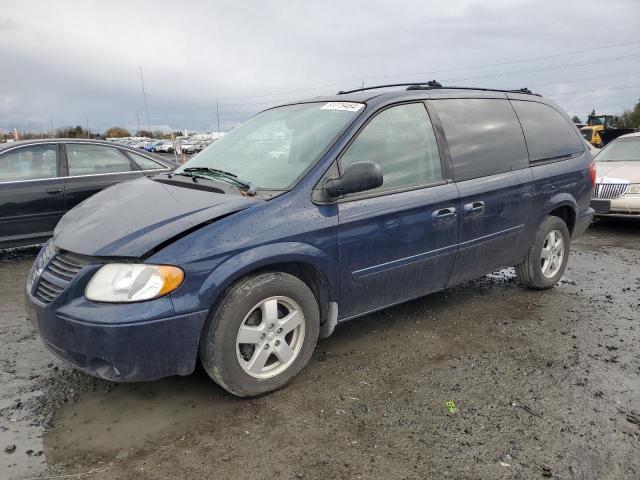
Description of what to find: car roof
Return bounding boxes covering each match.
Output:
[0,138,178,167]
[618,131,640,139]
[279,85,556,110]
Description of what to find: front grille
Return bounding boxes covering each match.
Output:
[593,183,629,199]
[33,252,91,304]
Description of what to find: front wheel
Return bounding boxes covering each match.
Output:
[514,216,570,289]
[199,272,319,397]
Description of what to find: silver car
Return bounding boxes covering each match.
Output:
[590,132,640,216]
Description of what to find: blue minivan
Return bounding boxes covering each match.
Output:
[25,84,595,397]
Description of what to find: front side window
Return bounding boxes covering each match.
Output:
[339,103,442,193]
[178,102,363,190]
[0,145,58,181]
[66,144,133,176]
[511,101,584,161]
[595,137,640,162]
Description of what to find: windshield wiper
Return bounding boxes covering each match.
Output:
[182,167,258,195]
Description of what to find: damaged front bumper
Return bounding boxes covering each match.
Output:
[25,289,208,382]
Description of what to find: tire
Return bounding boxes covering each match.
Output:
[514,215,571,289]
[199,272,320,397]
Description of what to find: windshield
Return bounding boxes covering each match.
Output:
[596,137,640,162]
[176,102,364,190]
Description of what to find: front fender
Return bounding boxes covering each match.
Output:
[198,242,339,309]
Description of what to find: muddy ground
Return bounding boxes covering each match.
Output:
[1,218,639,480]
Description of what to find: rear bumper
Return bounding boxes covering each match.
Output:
[26,291,208,382]
[573,205,595,238]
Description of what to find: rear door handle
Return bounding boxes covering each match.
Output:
[463,201,485,214]
[432,207,457,220]
[45,188,63,195]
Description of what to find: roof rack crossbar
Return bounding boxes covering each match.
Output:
[337,81,539,96]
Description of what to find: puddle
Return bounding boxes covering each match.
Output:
[44,371,240,465]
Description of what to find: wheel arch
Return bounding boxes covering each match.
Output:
[198,242,338,328]
[541,194,578,235]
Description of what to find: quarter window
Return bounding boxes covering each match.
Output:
[0,145,58,181]
[128,152,166,170]
[511,101,584,161]
[339,103,442,193]
[66,144,133,176]
[431,98,529,181]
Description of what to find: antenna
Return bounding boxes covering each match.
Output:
[216,99,220,137]
[139,66,151,135]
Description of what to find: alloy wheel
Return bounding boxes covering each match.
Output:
[235,296,306,379]
[540,229,565,278]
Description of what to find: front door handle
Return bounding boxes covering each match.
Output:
[432,207,457,220]
[463,201,485,214]
[45,188,63,195]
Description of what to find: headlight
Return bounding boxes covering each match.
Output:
[628,184,640,194]
[86,264,184,303]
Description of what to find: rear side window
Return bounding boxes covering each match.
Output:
[511,101,584,161]
[0,145,58,181]
[66,144,133,176]
[339,103,442,193]
[431,98,529,181]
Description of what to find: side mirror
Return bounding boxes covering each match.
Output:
[324,161,383,198]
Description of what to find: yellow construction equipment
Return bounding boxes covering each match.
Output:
[580,113,635,147]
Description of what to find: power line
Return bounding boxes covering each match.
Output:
[363,40,640,81]
[546,84,640,98]
[439,53,640,84]
[153,39,640,107]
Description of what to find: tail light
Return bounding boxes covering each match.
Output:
[588,162,596,186]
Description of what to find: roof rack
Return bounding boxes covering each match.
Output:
[337,81,539,96]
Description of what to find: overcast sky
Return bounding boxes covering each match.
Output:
[1,0,639,134]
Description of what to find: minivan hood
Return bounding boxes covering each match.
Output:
[54,177,259,257]
[595,161,640,183]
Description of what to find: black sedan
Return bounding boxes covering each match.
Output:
[0,139,178,248]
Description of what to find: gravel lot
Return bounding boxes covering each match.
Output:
[1,218,639,480]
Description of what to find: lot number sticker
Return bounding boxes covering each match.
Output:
[321,102,364,112]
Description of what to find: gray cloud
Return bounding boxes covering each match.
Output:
[1,0,639,133]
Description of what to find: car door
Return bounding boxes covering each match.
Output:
[62,143,144,210]
[0,143,65,247]
[336,102,459,319]
[428,98,534,286]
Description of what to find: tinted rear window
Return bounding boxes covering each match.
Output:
[511,100,584,161]
[431,98,529,181]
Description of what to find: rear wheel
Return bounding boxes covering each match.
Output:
[514,216,570,289]
[199,272,319,397]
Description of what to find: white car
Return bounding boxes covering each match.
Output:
[180,141,197,154]
[153,141,174,153]
[590,131,640,216]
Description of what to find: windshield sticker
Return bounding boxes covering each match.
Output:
[321,102,364,112]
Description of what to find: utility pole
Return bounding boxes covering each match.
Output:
[86,118,90,138]
[139,66,151,135]
[136,109,140,136]
[49,119,53,137]
[216,99,220,138]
